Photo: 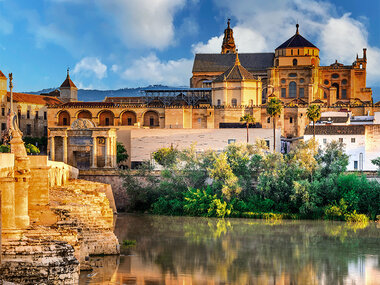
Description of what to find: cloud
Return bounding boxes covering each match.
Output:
[95,0,186,49]
[122,54,193,86]
[73,57,107,79]
[192,26,266,53]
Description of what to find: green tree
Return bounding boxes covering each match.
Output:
[371,157,380,176]
[306,105,321,138]
[153,146,178,167]
[0,144,10,153]
[25,143,40,154]
[240,114,255,143]
[117,142,129,164]
[266,98,283,152]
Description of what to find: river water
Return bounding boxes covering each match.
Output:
[80,214,380,284]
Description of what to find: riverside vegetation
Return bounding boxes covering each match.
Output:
[121,140,380,221]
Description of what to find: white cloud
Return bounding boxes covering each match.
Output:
[95,0,186,49]
[111,64,120,73]
[122,54,193,86]
[192,26,266,53]
[73,57,107,79]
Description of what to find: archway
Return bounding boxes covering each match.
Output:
[332,83,340,99]
[58,111,70,126]
[77,110,92,119]
[98,110,115,126]
[143,110,159,127]
[121,111,137,126]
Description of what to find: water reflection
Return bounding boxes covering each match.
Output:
[80,215,380,284]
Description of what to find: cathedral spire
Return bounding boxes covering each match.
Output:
[221,19,236,54]
[235,50,240,65]
[296,23,299,35]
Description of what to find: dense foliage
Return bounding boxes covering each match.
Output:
[121,140,380,221]
[117,142,129,164]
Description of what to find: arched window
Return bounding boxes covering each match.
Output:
[217,99,221,106]
[98,110,115,126]
[289,81,297,98]
[231,98,237,107]
[58,111,70,126]
[293,59,298,66]
[77,110,92,119]
[143,111,159,127]
[121,111,137,126]
[275,59,279,66]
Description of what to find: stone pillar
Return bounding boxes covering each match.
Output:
[112,137,117,168]
[14,176,30,229]
[92,136,97,168]
[1,177,16,237]
[50,136,55,161]
[63,135,68,164]
[104,137,109,168]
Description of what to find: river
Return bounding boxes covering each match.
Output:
[80,214,380,284]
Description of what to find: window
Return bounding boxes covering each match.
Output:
[297,49,299,55]
[127,118,132,125]
[290,117,293,123]
[293,59,298,66]
[1,123,5,130]
[341,89,347,99]
[299,88,304,98]
[324,92,327,99]
[323,138,327,144]
[324,80,329,85]
[291,49,293,55]
[27,110,30,119]
[267,117,270,123]
[44,112,47,120]
[289,73,297,77]
[300,78,305,83]
[217,99,221,106]
[26,124,31,135]
[228,139,236,144]
[354,161,358,170]
[342,79,347,85]
[332,73,339,79]
[265,140,270,148]
[149,116,154,126]
[339,138,343,143]
[44,126,47,137]
[281,79,286,84]
[105,117,110,126]
[289,81,297,98]
[1,108,4,116]
[351,138,355,143]
[275,59,279,66]
[35,111,38,119]
[231,98,237,107]
[281,88,286,98]
[63,117,68,126]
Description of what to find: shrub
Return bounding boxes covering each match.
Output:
[344,211,369,223]
[0,144,10,153]
[25,143,40,154]
[153,146,178,167]
[117,142,129,164]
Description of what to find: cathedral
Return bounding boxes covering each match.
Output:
[46,21,380,167]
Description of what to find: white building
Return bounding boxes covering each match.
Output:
[304,112,380,171]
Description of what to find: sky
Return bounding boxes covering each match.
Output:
[0,0,379,96]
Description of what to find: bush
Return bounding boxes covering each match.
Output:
[117,142,129,164]
[0,144,10,153]
[25,143,40,154]
[344,211,369,223]
[153,146,178,167]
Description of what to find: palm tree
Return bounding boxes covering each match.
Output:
[240,114,255,143]
[266,98,283,152]
[306,104,321,138]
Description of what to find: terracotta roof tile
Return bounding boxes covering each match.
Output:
[213,56,257,83]
[7,92,62,105]
[60,74,77,89]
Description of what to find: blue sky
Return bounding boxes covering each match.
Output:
[0,0,379,98]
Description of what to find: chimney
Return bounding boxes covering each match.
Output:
[363,48,367,60]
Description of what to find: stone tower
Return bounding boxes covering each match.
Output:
[221,19,236,54]
[60,69,78,103]
[0,70,7,105]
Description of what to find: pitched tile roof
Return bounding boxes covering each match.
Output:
[304,125,365,135]
[213,54,256,82]
[192,53,274,73]
[0,70,6,78]
[7,92,62,106]
[319,116,349,124]
[276,25,318,50]
[60,73,77,89]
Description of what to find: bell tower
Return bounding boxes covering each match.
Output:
[59,68,78,103]
[221,19,236,54]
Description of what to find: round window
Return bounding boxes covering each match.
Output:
[300,78,305,83]
[332,73,339,79]
[324,80,329,85]
[281,79,286,84]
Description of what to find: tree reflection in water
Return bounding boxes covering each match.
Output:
[82,214,380,284]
